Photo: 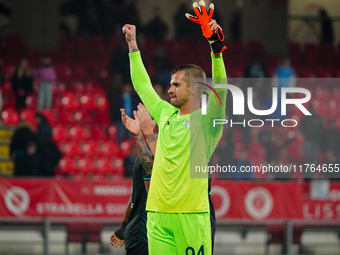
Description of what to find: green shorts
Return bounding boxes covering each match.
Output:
[147,211,211,255]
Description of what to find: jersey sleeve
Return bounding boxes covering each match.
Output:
[129,51,163,123]
[208,52,228,119]
[201,53,228,159]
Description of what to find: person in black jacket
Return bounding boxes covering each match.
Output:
[319,9,334,44]
[11,59,34,115]
[10,121,39,176]
[35,112,62,177]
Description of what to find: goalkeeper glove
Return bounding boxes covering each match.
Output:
[114,221,127,239]
[185,0,227,56]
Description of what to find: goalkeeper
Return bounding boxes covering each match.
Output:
[122,1,227,254]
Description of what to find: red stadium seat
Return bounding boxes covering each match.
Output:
[297,68,315,78]
[120,141,132,158]
[60,93,79,109]
[73,36,89,51]
[53,124,69,141]
[113,158,125,178]
[62,141,82,157]
[228,41,244,54]
[58,156,77,175]
[94,93,108,111]
[2,64,15,82]
[78,156,92,171]
[55,64,72,81]
[58,111,76,124]
[25,94,37,110]
[82,140,102,157]
[20,109,36,127]
[162,39,175,54]
[94,111,110,125]
[289,42,301,56]
[79,93,96,109]
[248,142,266,161]
[72,65,88,81]
[102,141,120,157]
[91,125,108,140]
[1,81,12,94]
[314,87,330,100]
[1,108,19,125]
[6,34,23,50]
[90,36,106,49]
[320,43,334,56]
[107,125,117,140]
[108,37,119,50]
[304,43,318,55]
[69,125,91,141]
[317,68,333,78]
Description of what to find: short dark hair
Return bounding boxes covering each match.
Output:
[171,64,206,86]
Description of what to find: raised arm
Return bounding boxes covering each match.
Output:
[185,1,227,118]
[122,24,163,121]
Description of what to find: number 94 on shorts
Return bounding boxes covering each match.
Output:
[147,211,212,255]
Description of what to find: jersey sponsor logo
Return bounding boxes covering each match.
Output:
[184,119,191,128]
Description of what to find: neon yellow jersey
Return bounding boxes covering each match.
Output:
[129,51,227,213]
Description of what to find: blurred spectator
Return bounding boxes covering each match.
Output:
[244,54,268,78]
[120,0,141,30]
[152,45,173,86]
[59,0,78,36]
[300,105,324,173]
[272,57,296,90]
[97,0,116,36]
[153,83,168,101]
[230,8,242,41]
[0,59,4,117]
[173,3,200,40]
[38,133,62,177]
[110,83,140,143]
[271,57,295,119]
[77,0,101,36]
[319,9,334,44]
[323,150,340,180]
[322,119,340,158]
[216,130,235,179]
[34,56,56,112]
[33,113,61,177]
[35,112,53,148]
[0,2,11,17]
[10,58,34,116]
[274,148,292,180]
[109,41,130,83]
[143,7,168,40]
[234,149,253,180]
[124,144,138,178]
[10,121,39,176]
[260,131,280,164]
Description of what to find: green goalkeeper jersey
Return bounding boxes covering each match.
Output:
[129,51,227,213]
